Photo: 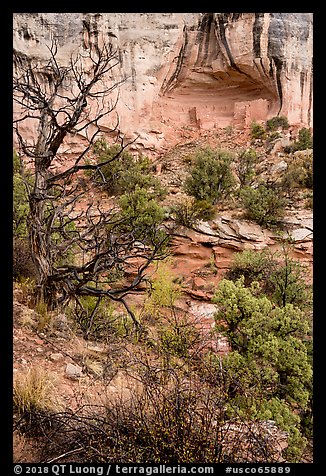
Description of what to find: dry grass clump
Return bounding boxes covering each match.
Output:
[83,356,104,377]
[13,367,62,416]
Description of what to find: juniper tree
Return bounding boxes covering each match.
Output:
[13,40,167,326]
[212,277,312,460]
[184,147,236,204]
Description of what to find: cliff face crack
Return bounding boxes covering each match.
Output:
[217,16,237,70]
[259,58,268,77]
[195,13,215,67]
[161,25,189,95]
[82,14,101,53]
[300,71,306,99]
[271,56,283,114]
[266,13,288,115]
[252,15,269,79]
[253,13,265,58]
[308,63,313,126]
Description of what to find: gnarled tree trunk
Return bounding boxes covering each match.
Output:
[13,41,167,325]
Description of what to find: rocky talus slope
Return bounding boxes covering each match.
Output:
[13,127,313,462]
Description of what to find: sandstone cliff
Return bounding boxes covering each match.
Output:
[13,12,313,153]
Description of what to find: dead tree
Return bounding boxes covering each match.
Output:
[13,40,167,327]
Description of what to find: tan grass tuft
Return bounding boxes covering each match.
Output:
[13,367,62,415]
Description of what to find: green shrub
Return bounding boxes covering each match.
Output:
[74,295,124,340]
[212,277,312,460]
[171,196,216,227]
[15,277,36,304]
[267,131,281,143]
[93,141,166,198]
[284,128,313,153]
[235,149,258,187]
[13,151,21,174]
[226,249,275,287]
[266,116,289,131]
[13,153,33,239]
[226,246,312,310]
[239,185,287,227]
[35,298,54,331]
[269,257,312,309]
[250,121,266,140]
[184,148,236,204]
[280,151,313,194]
[297,128,313,150]
[118,186,166,239]
[302,156,313,188]
[143,261,181,319]
[224,125,234,136]
[159,320,199,358]
[280,165,306,194]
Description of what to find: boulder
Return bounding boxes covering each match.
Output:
[50,353,65,362]
[289,228,313,242]
[270,139,292,155]
[211,217,239,240]
[270,160,288,174]
[228,219,265,242]
[216,335,230,354]
[65,363,83,380]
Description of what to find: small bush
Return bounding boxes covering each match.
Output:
[250,122,266,140]
[144,261,181,319]
[226,246,312,310]
[118,186,166,240]
[280,152,313,194]
[224,125,234,136]
[15,277,36,305]
[267,131,281,143]
[239,185,287,227]
[74,295,120,340]
[302,158,313,189]
[226,249,275,287]
[269,258,312,309]
[159,316,200,358]
[297,128,313,150]
[184,147,236,204]
[235,149,258,187]
[93,141,166,198]
[73,294,138,340]
[284,128,313,153]
[171,196,216,227]
[280,166,306,195]
[266,116,289,131]
[34,299,50,331]
[13,153,34,239]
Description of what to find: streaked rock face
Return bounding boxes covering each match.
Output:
[13,13,313,153]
